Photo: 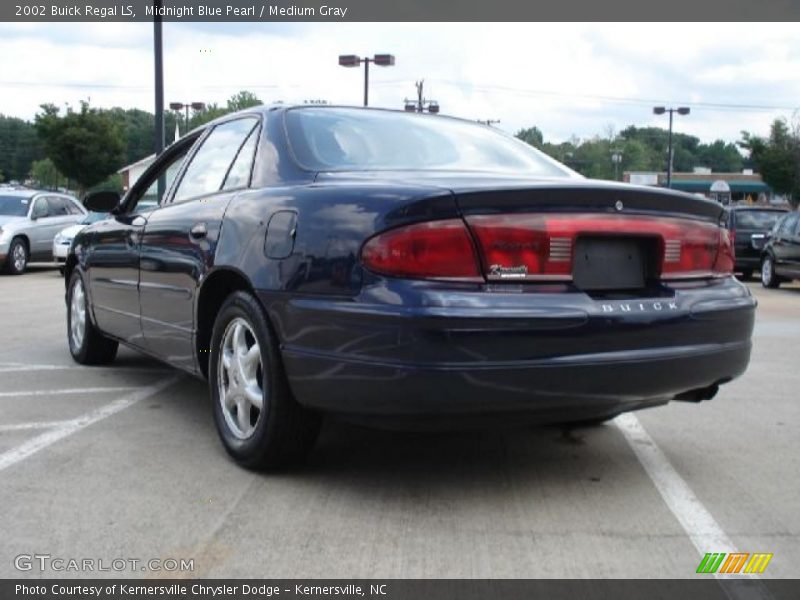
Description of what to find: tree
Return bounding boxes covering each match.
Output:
[740,118,800,206]
[29,158,66,190]
[35,101,126,195]
[515,126,544,150]
[0,114,45,182]
[227,90,263,112]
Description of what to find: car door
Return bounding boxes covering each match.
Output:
[770,213,798,277]
[787,214,800,278]
[46,196,82,250]
[138,116,261,372]
[27,196,58,259]
[86,143,194,345]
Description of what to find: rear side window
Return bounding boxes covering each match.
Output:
[173,118,259,202]
[734,210,784,230]
[223,125,259,190]
[46,196,70,216]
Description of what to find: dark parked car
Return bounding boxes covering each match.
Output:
[723,205,788,279]
[64,106,755,470]
[760,210,800,288]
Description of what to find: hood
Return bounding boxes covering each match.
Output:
[57,223,87,239]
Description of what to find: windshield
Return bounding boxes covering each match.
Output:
[79,211,108,225]
[0,195,32,217]
[285,108,574,177]
[736,210,785,230]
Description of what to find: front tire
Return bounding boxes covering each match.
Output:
[761,255,780,289]
[4,237,28,275]
[209,291,320,470]
[67,270,119,364]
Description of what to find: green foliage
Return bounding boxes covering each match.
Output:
[88,172,124,194]
[29,157,66,189]
[517,124,745,181]
[189,90,264,129]
[0,114,45,182]
[35,101,126,193]
[227,90,263,112]
[740,119,800,205]
[106,107,179,166]
[515,126,544,149]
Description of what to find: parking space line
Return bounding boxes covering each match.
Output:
[614,413,772,599]
[0,376,180,473]
[0,363,169,374]
[0,387,139,398]
[0,421,73,432]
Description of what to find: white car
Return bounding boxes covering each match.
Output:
[52,212,108,270]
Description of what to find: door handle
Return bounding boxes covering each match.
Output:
[190,222,208,239]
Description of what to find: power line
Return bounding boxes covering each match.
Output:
[419,80,800,114]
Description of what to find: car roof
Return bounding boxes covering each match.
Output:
[190,103,491,134]
[0,189,75,199]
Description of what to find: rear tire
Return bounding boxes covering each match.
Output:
[739,269,753,281]
[67,270,119,365]
[761,255,780,289]
[4,237,28,275]
[209,291,320,470]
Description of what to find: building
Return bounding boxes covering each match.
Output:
[117,154,156,191]
[623,168,779,205]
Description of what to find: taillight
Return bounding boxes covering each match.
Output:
[465,213,733,281]
[361,219,482,280]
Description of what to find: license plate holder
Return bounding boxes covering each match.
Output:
[573,237,649,290]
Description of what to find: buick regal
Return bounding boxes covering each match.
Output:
[64,105,755,469]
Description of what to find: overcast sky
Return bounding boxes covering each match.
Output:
[1,22,798,144]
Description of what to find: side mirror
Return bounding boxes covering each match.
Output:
[83,190,121,213]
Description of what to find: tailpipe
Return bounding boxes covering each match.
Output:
[673,382,724,403]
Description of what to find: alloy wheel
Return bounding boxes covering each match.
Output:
[69,276,87,350]
[12,242,26,273]
[217,317,264,439]
[761,257,773,287]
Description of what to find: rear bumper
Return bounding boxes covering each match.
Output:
[264,277,756,418]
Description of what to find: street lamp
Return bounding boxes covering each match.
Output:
[338,53,395,106]
[653,106,690,188]
[169,101,206,134]
[611,150,623,181]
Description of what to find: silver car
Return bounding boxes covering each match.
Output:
[0,190,87,275]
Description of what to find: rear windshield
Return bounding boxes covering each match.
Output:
[735,210,784,229]
[0,195,31,217]
[285,107,574,177]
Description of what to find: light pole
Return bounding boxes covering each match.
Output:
[338,54,395,106]
[169,101,206,135]
[653,106,690,188]
[611,150,623,181]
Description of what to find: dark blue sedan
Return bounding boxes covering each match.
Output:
[65,105,755,469]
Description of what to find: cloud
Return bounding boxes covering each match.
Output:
[0,22,798,145]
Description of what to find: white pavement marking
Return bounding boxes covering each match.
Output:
[0,387,138,398]
[0,363,168,374]
[614,413,772,600]
[0,421,73,432]
[0,376,180,473]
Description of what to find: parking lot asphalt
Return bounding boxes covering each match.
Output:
[0,265,798,580]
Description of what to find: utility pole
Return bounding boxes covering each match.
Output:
[403,80,440,114]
